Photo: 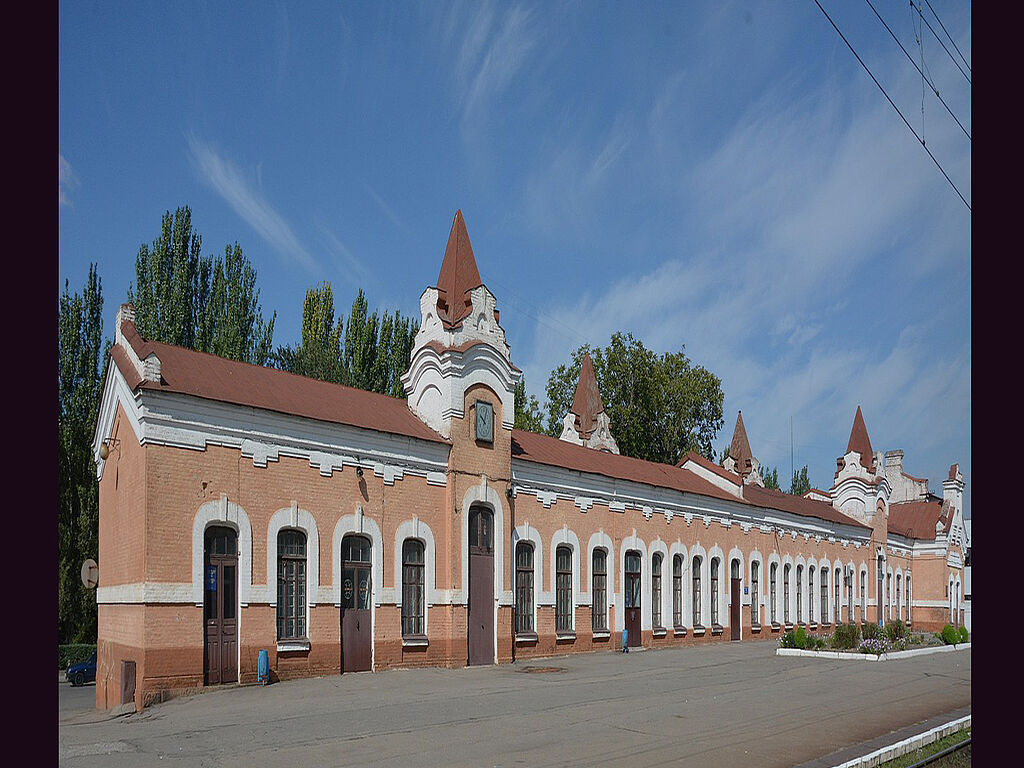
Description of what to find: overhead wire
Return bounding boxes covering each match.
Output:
[912,1,970,84]
[924,0,971,75]
[811,0,971,212]
[864,0,970,141]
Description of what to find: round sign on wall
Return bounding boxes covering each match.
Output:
[81,558,99,589]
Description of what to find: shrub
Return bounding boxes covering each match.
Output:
[884,620,909,650]
[862,622,883,641]
[779,630,798,649]
[940,624,959,645]
[831,622,861,650]
[59,644,96,670]
[811,634,828,650]
[794,626,807,649]
[958,626,969,643]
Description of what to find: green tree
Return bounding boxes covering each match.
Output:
[292,282,345,383]
[789,465,811,496]
[762,465,781,490]
[343,289,379,390]
[514,376,545,433]
[544,332,724,464]
[58,264,107,644]
[128,207,275,365]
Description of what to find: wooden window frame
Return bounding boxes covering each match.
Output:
[710,558,720,627]
[692,556,703,628]
[515,542,535,636]
[402,539,426,639]
[555,545,573,635]
[750,561,759,628]
[277,529,307,642]
[673,555,683,629]
[651,553,664,630]
[592,549,608,633]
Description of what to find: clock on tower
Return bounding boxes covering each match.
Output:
[475,400,493,444]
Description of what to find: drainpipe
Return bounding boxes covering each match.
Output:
[509,477,515,664]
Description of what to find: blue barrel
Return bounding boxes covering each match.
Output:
[622,628,628,653]
[258,649,269,685]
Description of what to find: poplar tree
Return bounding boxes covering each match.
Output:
[58,264,107,643]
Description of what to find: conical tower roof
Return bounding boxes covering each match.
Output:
[845,406,875,472]
[729,410,754,476]
[570,353,605,439]
[435,209,483,329]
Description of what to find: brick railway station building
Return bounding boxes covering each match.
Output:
[92,211,967,710]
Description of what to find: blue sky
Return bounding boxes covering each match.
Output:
[59,1,971,516]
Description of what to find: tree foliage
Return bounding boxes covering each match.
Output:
[789,464,811,496]
[273,285,418,398]
[128,206,276,365]
[58,265,108,644]
[514,376,545,433]
[762,465,781,490]
[543,332,724,464]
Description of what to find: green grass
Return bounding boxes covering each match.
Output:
[877,727,970,768]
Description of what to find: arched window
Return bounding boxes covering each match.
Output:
[555,545,573,634]
[835,567,841,624]
[692,556,703,627]
[783,564,791,625]
[402,539,425,637]
[652,553,664,629]
[886,572,891,623]
[860,569,867,623]
[895,573,902,622]
[750,561,759,627]
[673,555,683,628]
[808,566,815,623]
[711,558,720,626]
[906,574,912,626]
[820,567,829,625]
[796,565,803,624]
[515,542,535,635]
[592,549,607,632]
[846,568,854,623]
[277,530,306,641]
[769,563,778,624]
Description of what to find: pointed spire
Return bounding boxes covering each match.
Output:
[729,410,754,476]
[846,406,875,472]
[435,209,483,329]
[570,353,605,439]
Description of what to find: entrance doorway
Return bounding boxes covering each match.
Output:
[730,559,741,640]
[204,526,238,685]
[341,535,372,672]
[468,505,494,665]
[624,550,641,647]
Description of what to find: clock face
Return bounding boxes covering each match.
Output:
[476,400,493,443]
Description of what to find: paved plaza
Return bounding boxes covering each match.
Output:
[58,639,971,767]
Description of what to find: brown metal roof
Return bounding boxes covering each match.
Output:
[677,451,741,486]
[728,410,754,477]
[844,406,875,473]
[512,430,740,503]
[435,209,483,330]
[113,321,449,445]
[889,499,950,540]
[742,484,871,530]
[570,353,605,439]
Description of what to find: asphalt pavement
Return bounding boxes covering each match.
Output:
[58,638,971,767]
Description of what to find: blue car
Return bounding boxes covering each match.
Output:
[66,651,96,686]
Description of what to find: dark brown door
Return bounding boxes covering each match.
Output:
[341,535,373,672]
[624,550,641,646]
[468,506,494,665]
[204,527,238,686]
[730,578,741,640]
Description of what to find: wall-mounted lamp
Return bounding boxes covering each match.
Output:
[98,438,120,461]
[356,466,364,478]
[506,485,513,499]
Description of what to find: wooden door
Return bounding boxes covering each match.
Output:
[624,551,641,646]
[468,506,494,666]
[730,578,741,640]
[204,527,238,686]
[341,535,373,672]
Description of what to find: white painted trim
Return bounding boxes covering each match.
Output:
[461,478,507,608]
[333,510,382,670]
[690,543,708,627]
[549,528,582,634]
[96,582,193,604]
[777,643,971,662]
[649,538,670,629]
[619,532,649,632]
[586,531,615,631]
[266,504,320,644]
[192,496,253,607]
[669,541,689,628]
[831,714,970,768]
[512,523,544,635]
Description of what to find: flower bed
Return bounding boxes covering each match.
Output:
[777,620,968,658]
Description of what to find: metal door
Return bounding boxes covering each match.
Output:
[624,551,641,647]
[468,506,494,665]
[204,527,238,686]
[341,535,373,672]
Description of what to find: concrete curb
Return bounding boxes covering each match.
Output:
[777,642,970,661]
[831,714,970,768]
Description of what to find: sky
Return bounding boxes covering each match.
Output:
[59,0,971,517]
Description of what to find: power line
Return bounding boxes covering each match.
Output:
[811,0,971,212]
[923,0,971,75]
[912,1,970,84]
[864,0,970,141]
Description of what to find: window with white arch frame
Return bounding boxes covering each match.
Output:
[769,562,778,625]
[673,554,684,629]
[516,542,535,635]
[796,565,803,624]
[277,530,307,641]
[592,548,607,632]
[401,539,425,638]
[750,560,759,627]
[783,564,791,625]
[808,566,815,623]
[692,556,703,627]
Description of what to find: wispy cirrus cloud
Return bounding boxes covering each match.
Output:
[59,154,78,207]
[186,133,319,273]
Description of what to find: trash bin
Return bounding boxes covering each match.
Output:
[622,629,628,653]
[258,649,269,685]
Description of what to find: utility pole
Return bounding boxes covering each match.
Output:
[790,416,794,492]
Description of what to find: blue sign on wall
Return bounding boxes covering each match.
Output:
[744,586,749,595]
[206,565,217,591]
